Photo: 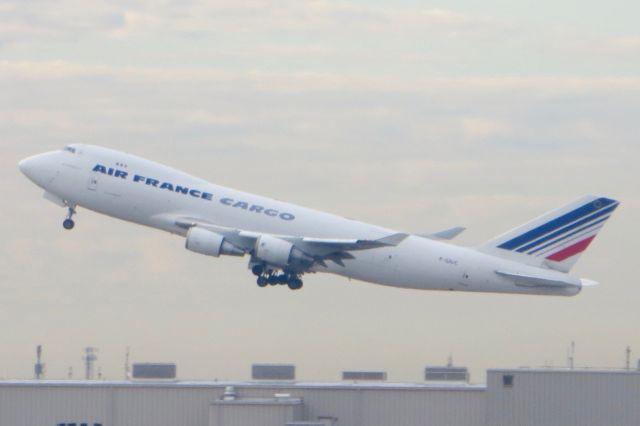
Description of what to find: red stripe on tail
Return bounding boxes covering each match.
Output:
[546,236,596,262]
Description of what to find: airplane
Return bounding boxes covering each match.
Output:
[19,144,619,295]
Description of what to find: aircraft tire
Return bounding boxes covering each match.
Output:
[257,276,268,287]
[63,219,75,230]
[288,278,303,290]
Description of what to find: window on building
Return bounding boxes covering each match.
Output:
[502,374,514,387]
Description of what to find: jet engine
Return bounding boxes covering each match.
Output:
[185,227,244,257]
[254,235,314,269]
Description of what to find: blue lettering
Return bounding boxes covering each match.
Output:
[92,164,107,174]
[145,178,159,187]
[107,168,115,176]
[221,198,234,206]
[160,182,174,191]
[280,212,295,221]
[175,185,189,194]
[114,170,128,179]
[189,189,201,197]
[233,201,249,210]
[201,192,213,201]
[249,205,264,213]
[133,175,145,182]
[264,209,278,217]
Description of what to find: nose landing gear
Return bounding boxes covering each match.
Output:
[62,206,76,230]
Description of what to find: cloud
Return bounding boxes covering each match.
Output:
[462,117,512,140]
[0,2,508,44]
[0,1,125,43]
[2,60,640,94]
[616,35,640,48]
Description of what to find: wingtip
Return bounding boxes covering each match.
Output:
[377,232,410,246]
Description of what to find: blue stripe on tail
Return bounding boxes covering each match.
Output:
[515,204,618,253]
[497,197,617,251]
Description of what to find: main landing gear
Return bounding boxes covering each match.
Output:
[62,206,76,230]
[252,265,303,290]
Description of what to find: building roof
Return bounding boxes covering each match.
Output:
[0,379,485,392]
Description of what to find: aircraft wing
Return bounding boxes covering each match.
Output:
[297,233,408,253]
[174,216,408,266]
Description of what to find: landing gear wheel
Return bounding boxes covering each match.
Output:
[257,276,267,287]
[63,206,76,230]
[288,278,303,290]
[252,265,265,276]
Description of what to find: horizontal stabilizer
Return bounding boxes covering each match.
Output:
[580,278,599,287]
[495,270,580,288]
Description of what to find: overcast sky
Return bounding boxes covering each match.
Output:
[1,0,639,382]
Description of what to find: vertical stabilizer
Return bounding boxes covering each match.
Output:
[477,196,619,272]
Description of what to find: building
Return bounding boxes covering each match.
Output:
[0,368,638,426]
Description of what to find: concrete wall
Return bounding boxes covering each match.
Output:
[0,381,484,426]
[3,369,639,426]
[0,383,218,426]
[225,384,485,426]
[486,369,640,426]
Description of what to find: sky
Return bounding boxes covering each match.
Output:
[1,0,639,383]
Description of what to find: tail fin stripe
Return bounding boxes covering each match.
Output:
[523,214,612,254]
[546,236,596,262]
[497,197,617,251]
[516,204,617,253]
[535,223,605,257]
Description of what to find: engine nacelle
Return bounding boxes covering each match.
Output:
[185,227,244,257]
[254,235,314,269]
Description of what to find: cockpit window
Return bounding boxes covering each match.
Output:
[63,146,76,154]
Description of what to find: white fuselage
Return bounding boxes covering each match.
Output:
[19,145,581,296]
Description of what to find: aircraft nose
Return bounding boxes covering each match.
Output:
[19,156,35,176]
[19,156,37,178]
[18,153,59,187]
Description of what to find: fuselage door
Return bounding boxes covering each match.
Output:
[87,174,99,191]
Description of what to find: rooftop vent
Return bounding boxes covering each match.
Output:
[131,363,176,380]
[252,364,295,381]
[425,366,469,382]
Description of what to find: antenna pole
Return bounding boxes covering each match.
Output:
[567,341,575,370]
[625,346,631,370]
[83,347,98,380]
[34,345,45,380]
[125,346,131,380]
